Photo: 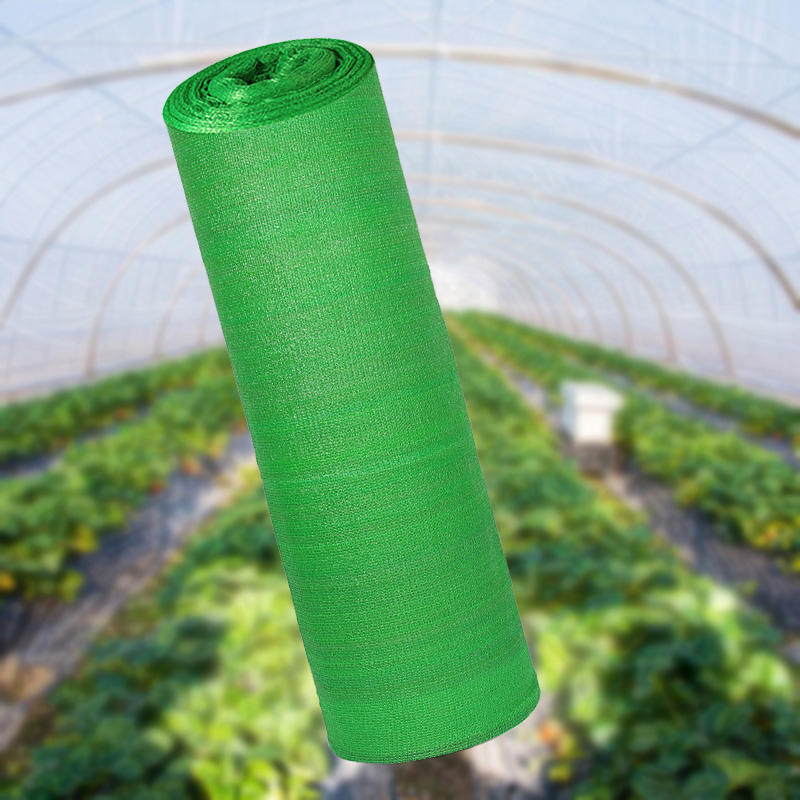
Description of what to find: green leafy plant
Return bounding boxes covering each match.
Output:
[451,334,800,799]
[4,335,799,800]
[458,312,800,570]
[460,311,800,445]
[0,349,232,468]
[2,482,327,800]
[0,371,245,601]
[617,396,800,565]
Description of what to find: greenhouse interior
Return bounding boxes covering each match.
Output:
[1,1,799,798]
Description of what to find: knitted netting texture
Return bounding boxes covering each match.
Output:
[163,38,539,763]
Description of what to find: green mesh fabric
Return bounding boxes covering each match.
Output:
[163,38,539,764]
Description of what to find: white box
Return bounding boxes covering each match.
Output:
[561,382,623,445]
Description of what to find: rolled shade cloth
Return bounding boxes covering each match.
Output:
[163,38,539,764]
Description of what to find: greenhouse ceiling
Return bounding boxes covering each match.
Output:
[1,0,799,400]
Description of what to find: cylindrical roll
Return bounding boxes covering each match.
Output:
[163,38,539,764]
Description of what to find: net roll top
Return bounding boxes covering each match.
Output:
[163,39,373,131]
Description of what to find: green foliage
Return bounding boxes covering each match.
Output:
[4,334,799,799]
[451,335,800,800]
[461,311,800,444]
[618,396,800,564]
[0,371,245,600]
[0,349,232,467]
[459,312,800,569]
[3,486,326,800]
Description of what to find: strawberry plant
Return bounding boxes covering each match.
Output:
[0,349,232,468]
[451,335,800,799]
[3,338,799,800]
[459,312,800,570]
[617,396,800,564]
[460,311,800,444]
[2,481,327,799]
[0,371,245,601]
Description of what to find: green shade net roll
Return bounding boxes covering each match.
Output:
[163,38,539,764]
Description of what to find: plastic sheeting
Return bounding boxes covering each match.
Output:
[1,1,799,400]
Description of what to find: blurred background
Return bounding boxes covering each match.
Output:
[1,2,799,798]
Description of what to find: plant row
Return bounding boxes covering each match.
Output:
[452,334,800,800]
[0,370,245,601]
[1,475,328,799]
[0,349,232,468]
[458,313,800,570]
[461,311,800,445]
[3,339,798,798]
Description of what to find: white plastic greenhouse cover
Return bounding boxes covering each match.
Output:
[1,1,799,401]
